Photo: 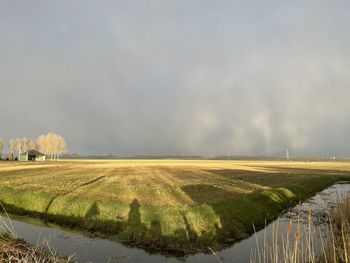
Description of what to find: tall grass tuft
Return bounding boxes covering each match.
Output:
[0,206,75,263]
[319,196,350,263]
[251,213,318,263]
[251,196,350,263]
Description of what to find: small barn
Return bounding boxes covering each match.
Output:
[19,150,46,162]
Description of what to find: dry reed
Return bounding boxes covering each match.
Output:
[0,207,75,263]
[251,196,350,263]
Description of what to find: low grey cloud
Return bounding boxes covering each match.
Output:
[1,0,350,157]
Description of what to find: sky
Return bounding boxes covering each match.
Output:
[0,1,350,157]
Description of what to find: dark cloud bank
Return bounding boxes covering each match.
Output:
[1,1,350,157]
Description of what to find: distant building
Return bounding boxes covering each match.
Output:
[19,150,46,162]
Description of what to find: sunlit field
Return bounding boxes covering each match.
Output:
[0,160,349,252]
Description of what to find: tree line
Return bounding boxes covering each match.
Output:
[0,133,67,160]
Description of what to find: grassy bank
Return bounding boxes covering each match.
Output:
[0,221,74,263]
[0,160,349,253]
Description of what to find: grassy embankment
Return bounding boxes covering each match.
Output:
[0,160,349,253]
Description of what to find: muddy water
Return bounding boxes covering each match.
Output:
[1,182,350,263]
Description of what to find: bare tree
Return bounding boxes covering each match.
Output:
[36,133,67,161]
[7,134,66,161]
[16,138,25,154]
[36,135,48,156]
[8,137,36,159]
[8,139,16,159]
[21,138,35,152]
[17,138,34,154]
[47,133,55,159]
[56,134,67,160]
[9,138,21,158]
[0,137,3,159]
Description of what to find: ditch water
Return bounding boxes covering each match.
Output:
[1,182,350,263]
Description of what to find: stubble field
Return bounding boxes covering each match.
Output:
[0,160,349,253]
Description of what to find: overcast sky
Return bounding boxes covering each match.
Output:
[1,1,350,157]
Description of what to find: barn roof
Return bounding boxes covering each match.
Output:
[20,149,45,156]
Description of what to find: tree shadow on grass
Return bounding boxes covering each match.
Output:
[85,201,100,218]
[3,177,334,256]
[45,194,61,214]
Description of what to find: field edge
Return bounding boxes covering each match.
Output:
[0,175,343,254]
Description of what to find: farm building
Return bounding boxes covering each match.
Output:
[19,150,46,162]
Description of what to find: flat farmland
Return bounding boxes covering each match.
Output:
[0,160,349,252]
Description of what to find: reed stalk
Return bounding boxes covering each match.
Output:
[0,205,75,263]
[251,195,350,263]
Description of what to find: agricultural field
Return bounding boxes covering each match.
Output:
[0,160,349,253]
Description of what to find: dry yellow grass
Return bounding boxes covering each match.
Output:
[0,235,74,263]
[1,160,349,206]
